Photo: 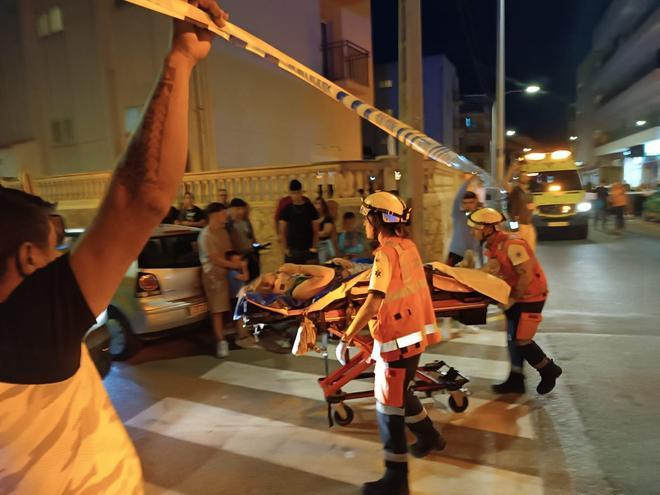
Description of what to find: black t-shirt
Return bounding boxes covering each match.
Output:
[0,254,96,384]
[595,186,609,202]
[178,206,205,223]
[279,201,319,250]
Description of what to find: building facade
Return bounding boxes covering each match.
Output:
[575,0,660,187]
[455,94,491,170]
[365,54,459,158]
[0,0,374,178]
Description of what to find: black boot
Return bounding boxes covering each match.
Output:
[410,429,446,458]
[362,465,409,495]
[492,371,525,394]
[536,360,562,394]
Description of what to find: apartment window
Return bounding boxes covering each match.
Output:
[50,118,74,145]
[37,6,64,38]
[379,80,393,89]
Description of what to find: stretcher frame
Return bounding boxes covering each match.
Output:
[238,264,510,426]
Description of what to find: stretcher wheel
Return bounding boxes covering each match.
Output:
[448,394,469,413]
[333,404,354,426]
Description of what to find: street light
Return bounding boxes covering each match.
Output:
[506,129,516,137]
[491,83,543,180]
[636,120,647,127]
[523,147,532,152]
[569,135,578,141]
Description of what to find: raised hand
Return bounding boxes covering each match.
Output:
[172,0,228,63]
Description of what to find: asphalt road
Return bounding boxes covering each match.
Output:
[534,218,660,495]
[103,217,660,495]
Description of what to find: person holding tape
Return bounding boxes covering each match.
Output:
[467,207,562,395]
[337,191,444,495]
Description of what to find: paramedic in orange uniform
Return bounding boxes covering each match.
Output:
[337,192,444,495]
[467,208,562,395]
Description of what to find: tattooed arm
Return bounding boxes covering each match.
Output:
[70,1,228,316]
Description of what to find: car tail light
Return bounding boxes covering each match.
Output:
[136,272,161,297]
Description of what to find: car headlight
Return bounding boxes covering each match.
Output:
[577,202,592,212]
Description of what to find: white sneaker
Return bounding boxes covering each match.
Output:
[216,340,229,358]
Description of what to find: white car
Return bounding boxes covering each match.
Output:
[96,225,209,360]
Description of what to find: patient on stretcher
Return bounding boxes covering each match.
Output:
[245,258,371,308]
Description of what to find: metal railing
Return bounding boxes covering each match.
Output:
[322,40,370,87]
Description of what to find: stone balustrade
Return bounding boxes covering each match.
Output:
[5,158,463,271]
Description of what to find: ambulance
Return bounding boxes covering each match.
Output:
[520,150,591,239]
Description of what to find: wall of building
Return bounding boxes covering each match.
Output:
[456,95,491,170]
[423,55,458,149]
[0,0,369,177]
[368,55,459,157]
[575,0,660,182]
[0,1,32,151]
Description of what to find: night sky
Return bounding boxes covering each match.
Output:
[372,0,613,147]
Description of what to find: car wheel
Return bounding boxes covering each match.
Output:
[106,307,140,361]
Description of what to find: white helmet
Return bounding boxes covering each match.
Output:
[467,207,506,229]
[360,191,411,224]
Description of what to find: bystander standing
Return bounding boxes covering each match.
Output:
[176,192,207,227]
[314,197,337,263]
[338,211,366,259]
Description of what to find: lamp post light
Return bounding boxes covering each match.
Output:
[491,84,542,181]
[569,135,578,141]
[636,120,647,127]
[506,129,516,137]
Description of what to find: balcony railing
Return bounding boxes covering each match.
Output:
[12,158,460,207]
[3,160,461,272]
[322,40,370,87]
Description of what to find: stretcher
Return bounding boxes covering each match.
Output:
[235,263,510,426]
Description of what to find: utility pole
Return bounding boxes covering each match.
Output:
[495,0,506,182]
[398,0,425,256]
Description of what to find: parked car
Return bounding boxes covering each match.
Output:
[104,224,209,360]
[64,224,209,361]
[642,191,660,221]
[84,315,111,378]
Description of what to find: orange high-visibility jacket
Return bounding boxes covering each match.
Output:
[485,231,548,303]
[370,237,441,362]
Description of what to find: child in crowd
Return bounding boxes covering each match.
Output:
[226,250,257,348]
[338,212,366,259]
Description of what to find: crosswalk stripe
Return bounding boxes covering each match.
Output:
[303,342,510,381]
[128,397,543,495]
[201,361,535,439]
[449,328,508,347]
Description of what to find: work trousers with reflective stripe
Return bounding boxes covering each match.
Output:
[376,354,436,467]
[505,300,545,372]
